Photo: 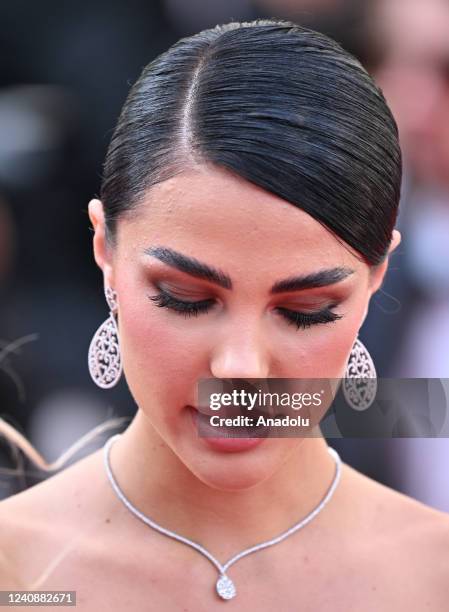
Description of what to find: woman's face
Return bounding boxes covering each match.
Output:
[89,164,399,490]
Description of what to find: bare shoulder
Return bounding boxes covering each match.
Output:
[0,447,106,526]
[346,461,449,536]
[0,448,111,588]
[341,463,449,609]
[0,450,189,610]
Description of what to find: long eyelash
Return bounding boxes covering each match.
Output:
[148,290,215,318]
[275,306,343,330]
[148,290,344,329]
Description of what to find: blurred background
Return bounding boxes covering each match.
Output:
[1,0,448,509]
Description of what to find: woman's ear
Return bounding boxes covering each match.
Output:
[88,198,115,289]
[368,229,402,296]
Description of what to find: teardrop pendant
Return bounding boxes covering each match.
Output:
[216,574,236,600]
[88,314,122,388]
[343,336,377,411]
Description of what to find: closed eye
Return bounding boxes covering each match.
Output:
[147,289,344,330]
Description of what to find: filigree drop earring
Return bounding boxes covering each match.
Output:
[88,286,122,389]
[342,335,377,411]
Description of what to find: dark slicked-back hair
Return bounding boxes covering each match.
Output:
[100,19,401,266]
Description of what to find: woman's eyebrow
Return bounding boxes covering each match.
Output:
[143,246,354,292]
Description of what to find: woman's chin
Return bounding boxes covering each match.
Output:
[182,460,275,492]
[167,405,290,491]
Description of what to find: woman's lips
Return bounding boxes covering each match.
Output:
[187,405,268,453]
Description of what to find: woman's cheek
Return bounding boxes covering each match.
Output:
[118,298,202,415]
[285,311,360,379]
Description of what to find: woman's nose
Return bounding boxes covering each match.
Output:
[209,327,270,380]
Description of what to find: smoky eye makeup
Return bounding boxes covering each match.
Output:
[147,285,345,331]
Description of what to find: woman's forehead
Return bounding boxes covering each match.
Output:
[114,167,365,281]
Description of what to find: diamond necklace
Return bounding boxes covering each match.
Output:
[103,433,342,601]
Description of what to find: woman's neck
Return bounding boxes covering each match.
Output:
[107,409,340,558]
